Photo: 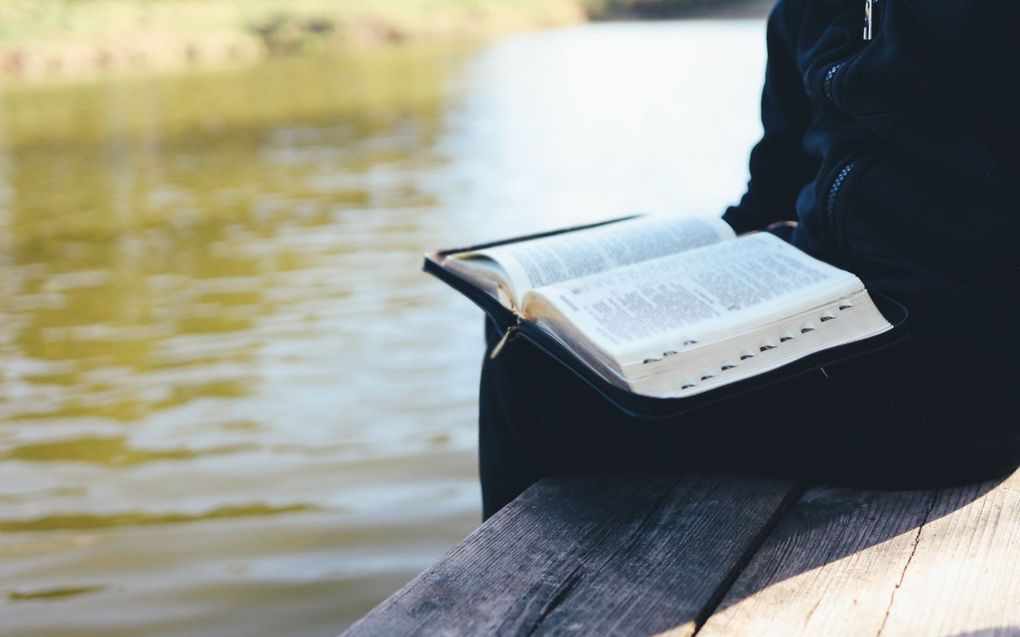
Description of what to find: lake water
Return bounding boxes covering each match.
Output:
[0,19,766,637]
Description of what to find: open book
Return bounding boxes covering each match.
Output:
[436,216,893,398]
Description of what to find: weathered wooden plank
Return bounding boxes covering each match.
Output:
[527,475,802,637]
[695,486,937,637]
[879,469,1020,637]
[697,471,1017,637]
[342,473,797,637]
[342,475,680,637]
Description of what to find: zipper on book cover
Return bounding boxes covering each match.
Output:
[489,316,523,360]
[506,320,651,417]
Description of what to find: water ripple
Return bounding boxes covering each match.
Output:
[0,502,321,533]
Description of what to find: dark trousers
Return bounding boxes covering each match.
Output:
[478,319,1020,520]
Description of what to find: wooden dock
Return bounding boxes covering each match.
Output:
[343,469,1020,636]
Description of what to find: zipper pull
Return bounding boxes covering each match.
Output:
[489,319,522,360]
[863,0,877,40]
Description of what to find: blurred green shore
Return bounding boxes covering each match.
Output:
[0,0,762,83]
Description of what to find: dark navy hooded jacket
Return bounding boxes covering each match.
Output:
[723,0,1019,369]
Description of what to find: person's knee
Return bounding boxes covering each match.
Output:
[951,438,1020,485]
[849,438,1020,490]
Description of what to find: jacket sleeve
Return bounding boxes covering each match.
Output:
[722,0,818,235]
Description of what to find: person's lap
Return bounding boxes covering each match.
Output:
[478,318,1020,519]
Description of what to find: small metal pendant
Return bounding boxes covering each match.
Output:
[864,0,876,40]
[489,322,521,360]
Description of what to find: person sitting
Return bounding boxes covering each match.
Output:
[477,0,1020,520]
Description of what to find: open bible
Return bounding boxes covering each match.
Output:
[430,216,894,398]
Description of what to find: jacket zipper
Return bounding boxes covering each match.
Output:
[826,159,859,225]
[823,63,843,101]
[825,0,880,102]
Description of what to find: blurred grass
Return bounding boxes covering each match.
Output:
[0,0,583,80]
[0,0,585,44]
[0,0,754,82]
[0,0,710,42]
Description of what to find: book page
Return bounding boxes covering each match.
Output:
[454,216,734,303]
[627,289,892,397]
[524,233,863,364]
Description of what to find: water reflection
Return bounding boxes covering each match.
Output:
[0,20,766,637]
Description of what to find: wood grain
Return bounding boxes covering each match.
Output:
[697,471,1018,637]
[342,474,797,637]
[345,468,1020,637]
[879,469,1020,637]
[695,486,938,637]
[529,474,800,637]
